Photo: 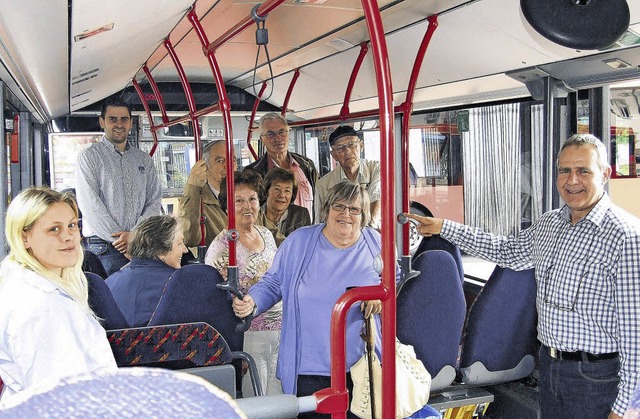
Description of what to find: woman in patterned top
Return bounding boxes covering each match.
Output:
[205,169,280,396]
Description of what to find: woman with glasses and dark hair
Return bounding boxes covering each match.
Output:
[233,182,390,417]
[257,168,311,246]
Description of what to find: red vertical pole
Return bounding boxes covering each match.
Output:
[340,43,369,118]
[188,8,237,266]
[281,68,300,116]
[143,65,170,125]
[163,37,208,246]
[361,1,396,418]
[132,78,159,157]
[163,38,202,160]
[401,15,438,255]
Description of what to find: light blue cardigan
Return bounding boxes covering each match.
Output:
[248,223,384,394]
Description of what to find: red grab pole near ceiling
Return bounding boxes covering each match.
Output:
[188,8,238,266]
[281,68,300,116]
[400,15,438,256]
[314,1,397,417]
[205,0,287,53]
[361,0,396,417]
[132,78,159,157]
[340,42,369,118]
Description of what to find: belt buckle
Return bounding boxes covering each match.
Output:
[550,347,558,359]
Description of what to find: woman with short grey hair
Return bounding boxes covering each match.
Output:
[106,215,187,327]
[234,182,390,410]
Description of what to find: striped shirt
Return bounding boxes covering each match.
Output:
[442,194,640,415]
[75,138,162,241]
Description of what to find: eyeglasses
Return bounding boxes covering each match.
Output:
[331,203,363,215]
[263,129,289,140]
[332,140,360,154]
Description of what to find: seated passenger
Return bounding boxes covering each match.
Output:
[204,170,281,396]
[0,187,116,408]
[106,215,187,327]
[257,168,311,246]
[233,182,385,411]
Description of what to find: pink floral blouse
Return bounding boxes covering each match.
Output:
[205,225,281,331]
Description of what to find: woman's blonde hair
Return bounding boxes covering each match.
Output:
[4,187,92,314]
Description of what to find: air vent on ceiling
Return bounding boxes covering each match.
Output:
[72,68,99,85]
[603,58,631,69]
[74,23,114,42]
[327,38,355,51]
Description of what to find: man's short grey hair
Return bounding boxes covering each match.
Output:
[128,215,180,260]
[259,112,289,133]
[320,182,371,229]
[558,133,609,171]
[203,140,225,167]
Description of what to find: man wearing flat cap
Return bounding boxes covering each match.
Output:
[314,125,381,227]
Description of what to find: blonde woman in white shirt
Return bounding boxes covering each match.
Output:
[0,187,117,408]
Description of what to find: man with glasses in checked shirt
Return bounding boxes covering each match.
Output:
[246,113,318,221]
[314,125,381,228]
[405,134,640,419]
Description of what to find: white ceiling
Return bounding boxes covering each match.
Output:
[0,0,639,123]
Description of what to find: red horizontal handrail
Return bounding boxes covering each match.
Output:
[205,0,287,52]
[149,104,221,132]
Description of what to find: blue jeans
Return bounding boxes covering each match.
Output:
[538,346,619,419]
[83,237,130,276]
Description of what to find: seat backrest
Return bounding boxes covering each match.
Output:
[82,250,108,279]
[397,250,466,391]
[413,236,464,284]
[459,266,538,385]
[107,322,233,368]
[86,271,129,330]
[148,265,242,352]
[0,367,244,418]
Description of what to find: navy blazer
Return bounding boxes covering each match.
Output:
[105,258,176,327]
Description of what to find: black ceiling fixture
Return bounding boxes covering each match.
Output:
[520,0,630,50]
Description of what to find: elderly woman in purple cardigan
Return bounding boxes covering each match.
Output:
[233,182,389,418]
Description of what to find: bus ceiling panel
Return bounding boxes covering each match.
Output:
[536,45,640,90]
[239,0,570,118]
[142,0,219,73]
[228,0,462,89]
[246,0,640,119]
[70,0,193,113]
[0,0,68,122]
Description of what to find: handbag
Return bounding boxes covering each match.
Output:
[350,315,431,419]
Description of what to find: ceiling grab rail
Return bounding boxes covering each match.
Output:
[188,7,238,265]
[205,0,287,53]
[398,14,438,263]
[339,43,369,118]
[131,79,160,158]
[314,0,397,417]
[247,81,268,161]
[143,65,170,125]
[281,68,301,116]
[163,36,210,255]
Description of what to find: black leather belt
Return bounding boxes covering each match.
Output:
[84,236,110,245]
[546,346,618,362]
